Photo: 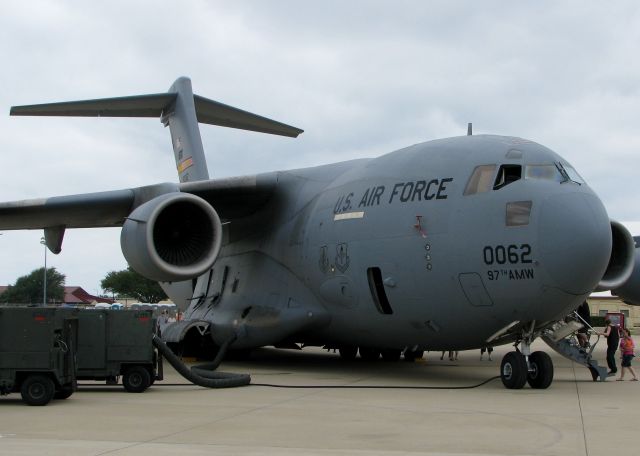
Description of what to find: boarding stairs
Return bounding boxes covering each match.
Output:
[541,312,609,382]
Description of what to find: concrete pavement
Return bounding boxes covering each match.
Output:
[1,338,638,455]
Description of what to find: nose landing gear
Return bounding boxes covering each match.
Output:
[500,322,554,389]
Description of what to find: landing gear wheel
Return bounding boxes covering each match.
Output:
[403,349,424,362]
[359,347,381,361]
[527,351,554,389]
[123,366,151,393]
[338,345,358,360]
[21,375,55,406]
[500,351,527,389]
[381,349,401,362]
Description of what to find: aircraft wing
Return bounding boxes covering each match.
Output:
[0,174,276,250]
[0,189,136,230]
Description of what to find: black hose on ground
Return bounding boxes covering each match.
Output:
[152,335,251,388]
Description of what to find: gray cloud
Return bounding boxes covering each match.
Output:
[1,0,639,291]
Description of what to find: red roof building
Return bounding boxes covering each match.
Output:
[63,287,114,305]
[0,286,114,305]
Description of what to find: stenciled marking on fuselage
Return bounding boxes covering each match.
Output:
[483,245,535,280]
[486,268,535,281]
[333,178,454,214]
[334,211,365,221]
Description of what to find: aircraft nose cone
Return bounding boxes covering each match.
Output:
[538,192,611,294]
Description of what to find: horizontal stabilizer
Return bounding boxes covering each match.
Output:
[194,95,303,137]
[10,94,176,118]
[11,91,303,138]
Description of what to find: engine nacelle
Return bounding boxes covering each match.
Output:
[612,237,640,305]
[121,193,222,282]
[597,220,635,290]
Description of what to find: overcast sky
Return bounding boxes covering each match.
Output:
[1,1,639,296]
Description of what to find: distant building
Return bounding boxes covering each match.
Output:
[589,294,640,328]
[63,287,114,305]
[0,285,114,305]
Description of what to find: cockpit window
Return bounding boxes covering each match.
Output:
[464,165,496,195]
[561,163,585,184]
[493,165,522,190]
[524,164,564,183]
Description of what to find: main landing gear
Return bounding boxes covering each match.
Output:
[500,326,554,389]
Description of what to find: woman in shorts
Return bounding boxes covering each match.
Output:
[617,328,638,381]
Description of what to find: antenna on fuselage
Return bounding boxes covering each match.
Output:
[467,123,473,136]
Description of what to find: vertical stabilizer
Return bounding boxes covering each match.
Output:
[163,77,209,182]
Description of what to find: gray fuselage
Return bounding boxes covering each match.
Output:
[183,134,612,351]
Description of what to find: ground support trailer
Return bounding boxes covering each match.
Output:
[76,309,162,392]
[0,307,78,406]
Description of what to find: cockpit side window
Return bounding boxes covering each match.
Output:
[560,163,585,184]
[493,165,522,190]
[464,165,496,195]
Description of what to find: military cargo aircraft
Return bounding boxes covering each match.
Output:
[1,77,637,389]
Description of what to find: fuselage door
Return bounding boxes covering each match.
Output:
[458,272,494,307]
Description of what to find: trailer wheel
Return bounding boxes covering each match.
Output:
[123,366,151,393]
[21,375,55,406]
[54,385,74,400]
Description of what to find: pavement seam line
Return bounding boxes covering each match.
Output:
[572,362,589,456]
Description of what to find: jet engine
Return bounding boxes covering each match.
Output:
[612,237,640,305]
[121,193,222,282]
[597,220,635,290]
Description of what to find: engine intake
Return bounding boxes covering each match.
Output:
[121,193,222,282]
[597,220,635,290]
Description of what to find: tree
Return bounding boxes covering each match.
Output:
[101,266,167,303]
[1,267,65,304]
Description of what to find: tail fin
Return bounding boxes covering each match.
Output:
[10,77,304,183]
[164,77,208,182]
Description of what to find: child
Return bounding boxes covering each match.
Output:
[617,328,638,381]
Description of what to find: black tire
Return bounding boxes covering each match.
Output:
[381,349,402,362]
[500,351,527,389]
[21,375,55,406]
[122,366,151,393]
[54,385,74,400]
[358,347,381,361]
[338,345,358,360]
[527,351,554,389]
[403,349,424,362]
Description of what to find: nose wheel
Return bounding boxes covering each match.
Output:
[500,350,554,389]
[500,351,528,389]
[526,351,554,389]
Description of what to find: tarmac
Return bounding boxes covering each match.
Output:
[0,337,638,456]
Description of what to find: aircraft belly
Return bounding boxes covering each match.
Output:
[182,251,331,349]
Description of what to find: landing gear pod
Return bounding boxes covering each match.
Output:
[121,193,222,282]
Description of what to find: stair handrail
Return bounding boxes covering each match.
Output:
[572,310,601,357]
